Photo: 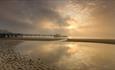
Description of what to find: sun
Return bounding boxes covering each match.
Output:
[65,17,79,30]
[67,25,76,29]
[57,5,91,31]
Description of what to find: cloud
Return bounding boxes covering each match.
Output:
[69,0,115,38]
[0,0,67,33]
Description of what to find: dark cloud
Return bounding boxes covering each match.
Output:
[0,0,67,33]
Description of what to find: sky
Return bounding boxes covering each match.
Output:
[1,0,115,70]
[0,0,115,38]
